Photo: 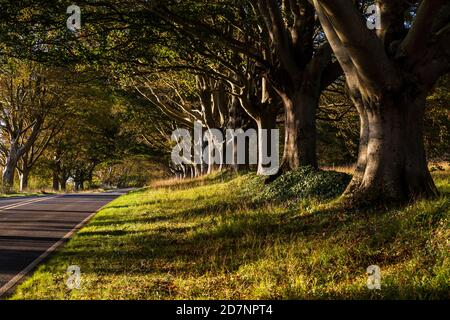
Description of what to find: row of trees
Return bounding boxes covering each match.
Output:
[0,57,137,192]
[0,59,67,192]
[0,0,448,205]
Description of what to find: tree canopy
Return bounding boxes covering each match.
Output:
[0,0,447,205]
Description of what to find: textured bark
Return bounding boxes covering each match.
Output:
[281,89,319,171]
[19,168,30,192]
[2,152,18,193]
[52,171,60,191]
[313,0,448,204]
[60,171,69,191]
[344,92,438,203]
[254,0,334,173]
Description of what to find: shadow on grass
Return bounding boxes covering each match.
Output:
[20,173,448,299]
[56,194,447,278]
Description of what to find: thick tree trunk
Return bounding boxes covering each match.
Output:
[344,93,438,204]
[19,168,30,192]
[345,102,369,194]
[2,153,18,193]
[281,89,318,171]
[60,177,67,191]
[52,171,60,191]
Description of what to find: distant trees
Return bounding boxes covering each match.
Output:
[48,84,127,191]
[0,60,67,192]
[16,121,63,191]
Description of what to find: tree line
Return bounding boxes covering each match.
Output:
[0,0,448,205]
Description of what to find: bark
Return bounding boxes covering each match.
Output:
[345,101,368,194]
[75,180,84,191]
[230,83,261,172]
[19,168,30,192]
[255,1,330,173]
[60,171,68,191]
[52,170,60,191]
[2,153,18,193]
[344,91,438,204]
[60,179,67,191]
[313,0,446,204]
[280,89,319,171]
[180,163,186,179]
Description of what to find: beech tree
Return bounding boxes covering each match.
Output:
[16,121,64,191]
[1,1,337,174]
[150,0,342,171]
[313,0,450,203]
[0,60,65,192]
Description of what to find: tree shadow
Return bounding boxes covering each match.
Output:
[32,187,449,299]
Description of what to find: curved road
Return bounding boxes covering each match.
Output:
[0,190,130,297]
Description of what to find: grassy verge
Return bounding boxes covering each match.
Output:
[10,167,450,299]
[0,192,51,198]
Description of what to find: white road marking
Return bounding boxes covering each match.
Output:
[0,196,58,212]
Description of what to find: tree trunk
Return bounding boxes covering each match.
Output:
[52,171,60,191]
[344,92,438,204]
[2,153,18,193]
[60,177,67,191]
[281,89,318,171]
[227,93,254,172]
[75,180,84,191]
[19,168,30,192]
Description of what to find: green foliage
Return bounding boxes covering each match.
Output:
[424,75,450,161]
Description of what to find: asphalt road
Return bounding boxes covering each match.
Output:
[0,190,130,297]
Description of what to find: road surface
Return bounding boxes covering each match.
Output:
[0,190,130,297]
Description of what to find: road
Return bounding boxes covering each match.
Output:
[0,190,130,297]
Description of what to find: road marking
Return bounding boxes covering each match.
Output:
[0,199,109,298]
[0,196,58,212]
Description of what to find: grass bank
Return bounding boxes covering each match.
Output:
[10,166,450,299]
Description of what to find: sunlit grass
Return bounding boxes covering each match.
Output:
[9,167,450,300]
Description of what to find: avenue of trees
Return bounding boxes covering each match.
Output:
[0,0,448,205]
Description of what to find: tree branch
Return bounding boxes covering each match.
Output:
[400,0,449,62]
[313,0,399,87]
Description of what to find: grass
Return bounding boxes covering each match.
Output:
[0,191,50,198]
[0,186,117,198]
[9,166,450,300]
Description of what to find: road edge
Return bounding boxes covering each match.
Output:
[0,192,126,298]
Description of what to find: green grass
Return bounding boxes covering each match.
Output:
[10,168,450,300]
[0,192,50,198]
